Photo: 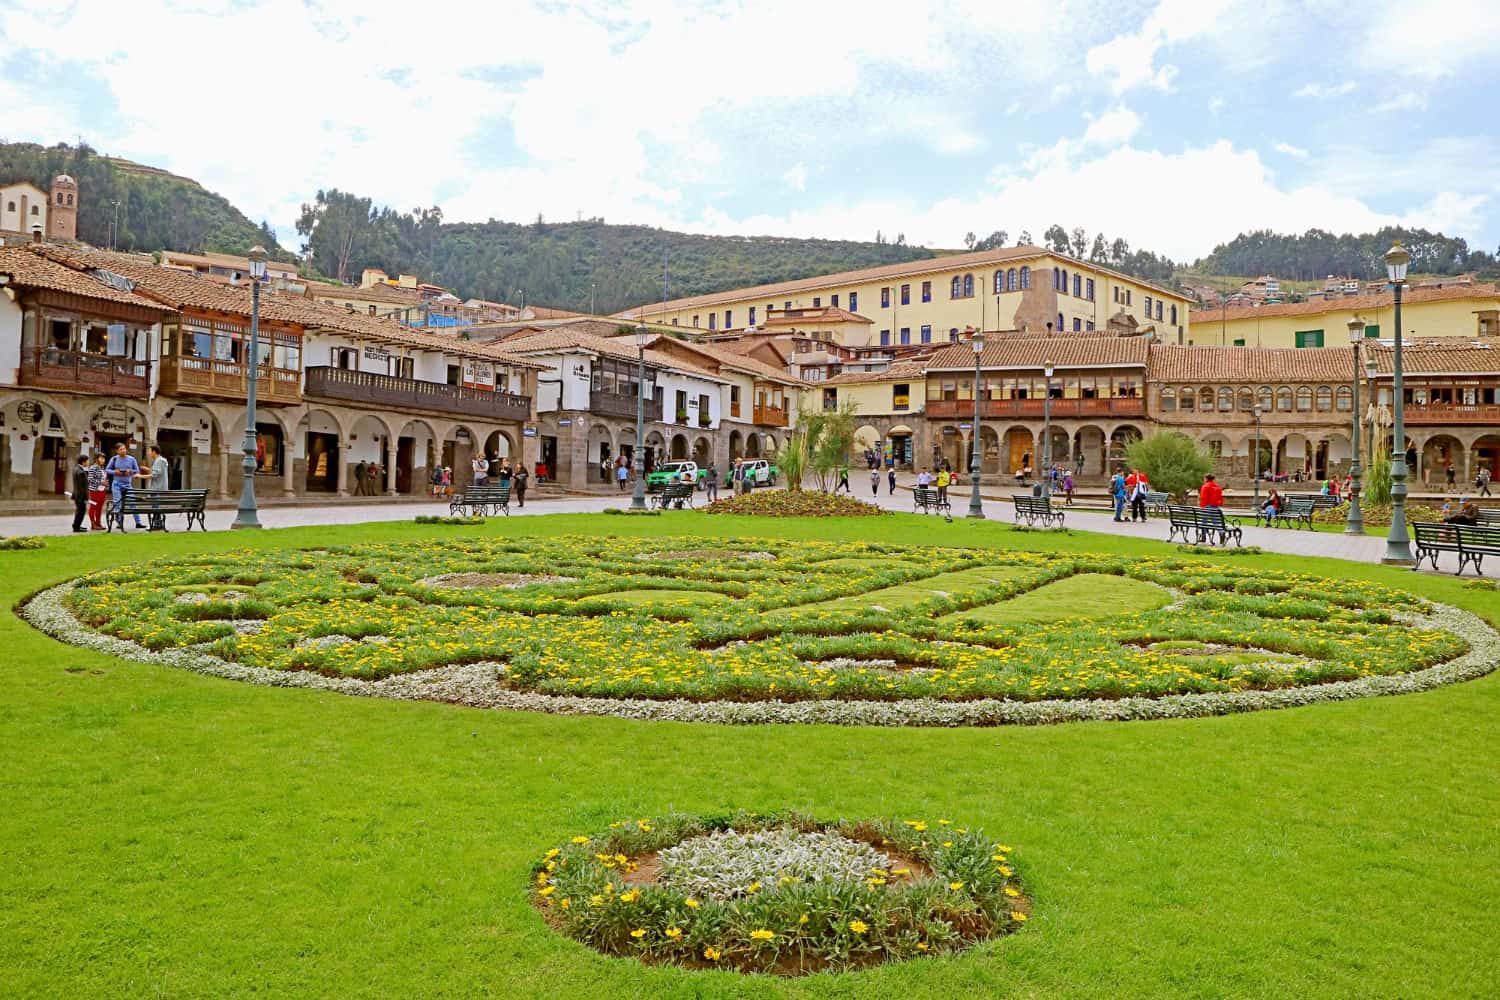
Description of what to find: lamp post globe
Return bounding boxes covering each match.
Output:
[967,329,986,519]
[1382,240,1414,564]
[630,324,650,511]
[232,245,269,530]
[1345,317,1365,535]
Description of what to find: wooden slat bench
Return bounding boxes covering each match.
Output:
[1012,494,1064,528]
[449,483,511,517]
[650,481,696,510]
[1412,522,1500,575]
[913,487,951,516]
[1269,498,1318,530]
[108,489,209,532]
[1144,490,1172,516]
[1167,504,1242,547]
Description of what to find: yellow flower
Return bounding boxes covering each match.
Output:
[1004,887,1021,898]
[684,898,700,909]
[637,820,653,832]
[996,844,1013,852]
[559,897,571,909]
[665,927,683,940]
[998,866,1014,877]
[620,890,640,903]
[746,881,760,893]
[749,929,775,941]
[630,928,647,939]
[570,836,590,844]
[942,841,954,848]
[588,895,604,907]
[866,877,887,887]
[798,913,809,925]
[703,946,722,961]
[614,854,628,864]
[849,920,869,934]
[916,941,930,952]
[537,885,556,897]
[544,848,560,859]
[948,881,965,891]
[939,819,952,826]
[1012,911,1028,922]
[891,867,910,876]
[535,871,549,885]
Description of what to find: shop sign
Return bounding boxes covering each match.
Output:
[363,345,392,363]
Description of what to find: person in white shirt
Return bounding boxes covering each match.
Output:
[471,454,489,486]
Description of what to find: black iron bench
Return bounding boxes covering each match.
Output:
[1476,509,1500,527]
[1144,490,1172,516]
[109,489,208,532]
[1412,522,1500,575]
[650,481,696,511]
[449,482,511,516]
[1268,498,1318,530]
[1284,493,1340,513]
[913,487,951,516]
[1167,504,1242,547]
[1012,494,1064,528]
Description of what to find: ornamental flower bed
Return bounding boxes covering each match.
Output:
[28,534,1497,726]
[531,812,1028,974]
[701,491,889,517]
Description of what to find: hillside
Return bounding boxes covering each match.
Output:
[0,142,287,259]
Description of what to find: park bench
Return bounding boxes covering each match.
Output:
[1284,492,1341,513]
[1412,522,1500,575]
[650,481,696,511]
[913,487,951,516]
[108,489,209,533]
[1166,504,1242,547]
[448,482,511,517]
[1144,490,1172,516]
[1268,497,1318,530]
[1476,508,1500,527]
[1012,494,1064,528]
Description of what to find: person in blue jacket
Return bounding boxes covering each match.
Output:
[1110,466,1127,522]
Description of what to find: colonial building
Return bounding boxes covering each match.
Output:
[0,175,75,242]
[618,245,1192,346]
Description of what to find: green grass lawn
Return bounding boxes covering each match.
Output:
[942,573,1172,627]
[3,513,1498,998]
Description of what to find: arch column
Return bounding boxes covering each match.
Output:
[217,448,230,497]
[385,435,399,496]
[335,441,349,496]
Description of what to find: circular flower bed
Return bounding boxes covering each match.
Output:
[532,812,1028,974]
[701,491,889,517]
[24,534,1500,726]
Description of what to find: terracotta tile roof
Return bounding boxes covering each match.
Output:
[650,335,805,386]
[1147,345,1353,382]
[308,282,424,306]
[0,246,174,314]
[1189,282,1500,324]
[524,305,587,319]
[821,361,929,386]
[491,327,724,379]
[760,306,872,326]
[926,336,1150,371]
[1365,340,1500,376]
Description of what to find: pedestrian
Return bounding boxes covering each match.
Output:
[430,466,445,497]
[1110,467,1126,521]
[86,453,108,530]
[600,458,610,483]
[472,453,489,487]
[68,454,89,533]
[1075,452,1084,475]
[513,464,528,508]
[367,462,381,496]
[442,467,453,497]
[1446,462,1457,492]
[887,466,897,495]
[936,467,949,502]
[870,467,880,497]
[705,464,719,501]
[1198,473,1223,508]
[837,466,851,494]
[105,442,143,530]
[497,459,513,484]
[616,460,629,492]
[1128,468,1149,522]
[139,443,170,531]
[354,460,367,496]
[1062,470,1074,505]
[1480,467,1493,497]
[916,466,932,492]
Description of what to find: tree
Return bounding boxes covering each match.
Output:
[1090,233,1108,262]
[973,230,1008,251]
[1070,226,1088,258]
[809,401,859,491]
[1124,432,1214,499]
[1017,230,1033,245]
[777,427,811,492]
[964,231,977,249]
[296,189,380,283]
[1043,224,1071,255]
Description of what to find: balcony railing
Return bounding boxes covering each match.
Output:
[925,397,1145,420]
[305,366,531,422]
[590,388,663,422]
[19,345,151,397]
[159,355,301,405]
[1403,403,1500,425]
[752,404,789,427]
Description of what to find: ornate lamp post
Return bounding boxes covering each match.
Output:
[1383,241,1414,565]
[232,246,267,530]
[630,324,650,511]
[967,330,986,519]
[1345,317,1365,535]
[1041,358,1054,499]
[1252,402,1263,511]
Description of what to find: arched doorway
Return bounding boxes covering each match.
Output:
[1473,435,1500,485]
[350,414,393,495]
[1422,434,1464,488]
[853,424,881,467]
[299,410,344,493]
[886,425,914,469]
[1200,433,1232,477]
[2,398,71,496]
[155,403,220,490]
[728,429,743,462]
[1109,426,1142,468]
[670,433,689,461]
[980,426,1003,475]
[1074,425,1105,477]
[588,424,614,484]
[1000,425,1031,475]
[745,433,761,459]
[443,423,479,490]
[692,436,711,469]
[1278,433,1311,481]
[397,418,438,495]
[645,430,667,472]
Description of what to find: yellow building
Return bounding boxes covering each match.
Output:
[1189,283,1500,349]
[617,245,1192,347]
[818,362,928,467]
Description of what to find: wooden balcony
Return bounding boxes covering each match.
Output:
[752,404,789,426]
[158,355,302,405]
[1404,403,1500,425]
[925,397,1146,420]
[590,388,662,422]
[306,366,531,422]
[19,345,150,398]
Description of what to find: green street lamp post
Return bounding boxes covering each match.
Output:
[1252,403,1263,511]
[1041,359,1054,500]
[968,330,986,519]
[232,246,268,530]
[1383,241,1414,565]
[630,325,650,511]
[1345,317,1365,535]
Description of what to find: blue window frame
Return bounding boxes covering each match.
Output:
[1144,295,1152,316]
[709,313,717,330]
[901,284,910,305]
[1056,312,1063,331]
[1072,274,1081,297]
[922,281,931,302]
[899,327,911,345]
[1020,266,1030,289]
[879,329,890,346]
[994,270,1004,294]
[920,324,932,343]
[1008,268,1017,291]
[848,291,858,312]
[963,274,974,297]
[1073,317,1081,332]
[1086,278,1095,300]
[725,310,732,328]
[1170,304,1177,324]
[950,276,961,298]
[812,297,821,308]
[949,327,959,342]
[749,306,756,326]
[831,293,839,308]
[881,287,891,308]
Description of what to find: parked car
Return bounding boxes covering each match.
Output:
[646,461,706,492]
[740,458,778,486]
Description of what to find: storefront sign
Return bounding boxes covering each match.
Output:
[463,358,495,389]
[363,345,392,363]
[558,418,572,427]
[523,426,538,438]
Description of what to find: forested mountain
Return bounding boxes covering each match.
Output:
[1195,227,1500,282]
[0,141,285,259]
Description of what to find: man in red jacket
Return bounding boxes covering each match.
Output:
[1198,473,1224,508]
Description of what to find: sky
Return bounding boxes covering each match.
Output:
[3,0,1499,263]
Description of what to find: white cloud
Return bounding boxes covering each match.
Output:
[1293,80,1356,99]
[782,162,808,192]
[1272,141,1308,158]
[1402,191,1490,235]
[1371,92,1427,113]
[1083,107,1143,147]
[1358,0,1500,78]
[1208,96,1225,115]
[1085,0,1240,94]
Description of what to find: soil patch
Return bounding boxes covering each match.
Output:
[417,572,576,589]
[637,550,776,562]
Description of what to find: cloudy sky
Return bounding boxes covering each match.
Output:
[3,0,1498,260]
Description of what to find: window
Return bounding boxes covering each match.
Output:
[709,313,717,330]
[1161,387,1177,411]
[1170,304,1177,324]
[4,201,12,211]
[1156,301,1164,321]
[1072,274,1081,297]
[812,297,821,308]
[725,310,732,328]
[1085,320,1095,331]
[922,281,932,302]
[1218,387,1234,411]
[1114,287,1120,303]
[899,327,911,345]
[1008,268,1018,291]
[749,306,756,326]
[1126,289,1132,305]
[1316,386,1333,411]
[1365,324,1380,338]
[1086,278,1095,300]
[1238,387,1254,411]
[920,324,932,343]
[1275,386,1292,411]
[893,384,911,411]
[951,276,962,298]
[1201,387,1215,410]
[730,385,741,416]
[993,270,1004,293]
[1180,386,1195,411]
[831,294,839,308]
[848,292,857,312]
[881,287,891,308]
[1296,386,1313,411]
[31,206,38,216]
[949,328,960,342]
[823,387,838,411]
[1336,386,1353,411]
[692,314,699,328]
[1056,312,1064,332]
[1144,295,1152,317]
[1053,267,1061,290]
[1020,266,1030,289]
[900,284,910,305]
[1233,338,1246,347]
[1294,329,1324,348]
[880,329,890,346]
[1073,318,1081,332]
[963,273,974,297]
[785,301,792,310]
